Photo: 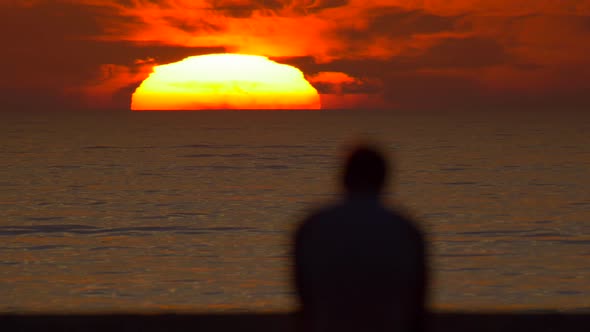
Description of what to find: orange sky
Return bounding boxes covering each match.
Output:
[2,0,590,110]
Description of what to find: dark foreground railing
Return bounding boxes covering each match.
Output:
[1,312,589,331]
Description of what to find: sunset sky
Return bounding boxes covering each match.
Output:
[3,0,590,110]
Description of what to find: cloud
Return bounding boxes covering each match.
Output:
[3,0,590,109]
[309,71,357,83]
[338,7,459,40]
[412,37,511,69]
[68,63,153,109]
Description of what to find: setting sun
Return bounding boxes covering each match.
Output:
[131,54,321,110]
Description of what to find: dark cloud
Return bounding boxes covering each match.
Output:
[111,82,145,110]
[207,0,282,17]
[206,0,350,18]
[271,56,322,75]
[282,36,511,75]
[162,16,225,33]
[411,37,511,69]
[312,80,381,95]
[379,72,486,109]
[306,0,350,13]
[318,58,397,77]
[374,64,590,110]
[338,7,459,42]
[272,40,590,110]
[370,7,459,38]
[3,37,225,87]
[1,1,227,109]
[0,87,72,111]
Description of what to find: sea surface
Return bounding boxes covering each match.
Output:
[1,109,589,313]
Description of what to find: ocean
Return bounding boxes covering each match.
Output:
[1,109,589,313]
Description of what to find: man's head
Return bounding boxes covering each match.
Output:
[342,145,389,195]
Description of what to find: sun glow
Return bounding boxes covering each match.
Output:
[131,54,321,110]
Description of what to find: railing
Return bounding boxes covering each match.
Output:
[2,312,588,331]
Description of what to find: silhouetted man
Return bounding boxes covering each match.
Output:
[294,145,428,332]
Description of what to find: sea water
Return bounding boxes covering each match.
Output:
[1,109,589,312]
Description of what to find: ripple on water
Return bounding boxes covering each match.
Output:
[559,240,590,245]
[26,245,70,251]
[452,228,577,242]
[175,144,242,149]
[83,145,155,150]
[181,153,252,158]
[439,167,470,172]
[83,145,120,150]
[440,253,511,258]
[26,216,66,221]
[0,224,257,236]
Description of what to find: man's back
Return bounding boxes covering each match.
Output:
[295,197,426,332]
[293,145,427,332]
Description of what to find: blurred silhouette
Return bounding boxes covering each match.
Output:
[294,144,428,332]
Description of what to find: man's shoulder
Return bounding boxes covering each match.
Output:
[305,202,343,220]
[296,204,338,232]
[298,200,421,234]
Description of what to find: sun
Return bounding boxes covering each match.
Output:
[131,54,321,110]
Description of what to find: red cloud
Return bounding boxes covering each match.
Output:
[3,0,590,109]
